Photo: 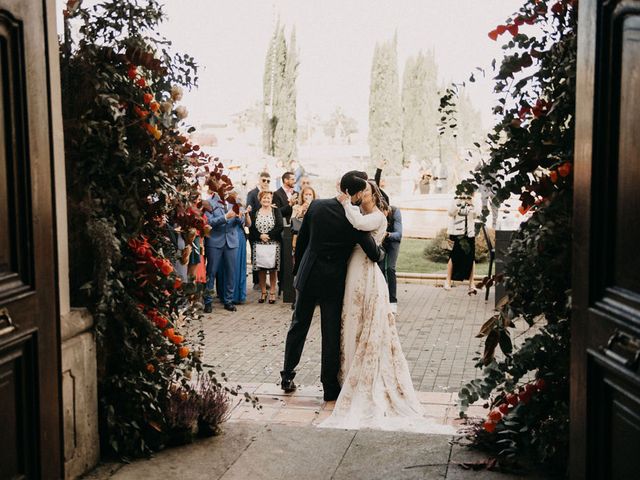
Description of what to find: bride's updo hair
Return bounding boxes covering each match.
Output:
[368,180,389,213]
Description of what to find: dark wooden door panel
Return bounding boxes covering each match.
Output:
[0,334,38,480]
[573,1,640,478]
[0,0,62,478]
[588,351,640,480]
[614,16,640,295]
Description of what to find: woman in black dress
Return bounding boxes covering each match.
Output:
[445,195,477,293]
[249,191,283,304]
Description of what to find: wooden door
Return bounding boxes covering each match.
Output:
[572,1,640,478]
[0,0,62,478]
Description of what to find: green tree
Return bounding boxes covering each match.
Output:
[401,50,439,167]
[369,35,403,175]
[263,24,298,167]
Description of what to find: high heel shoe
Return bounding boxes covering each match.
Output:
[258,292,267,303]
[268,293,276,304]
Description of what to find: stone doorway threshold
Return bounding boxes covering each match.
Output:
[85,383,551,480]
[224,382,485,428]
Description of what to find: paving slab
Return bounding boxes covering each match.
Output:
[219,424,356,480]
[108,423,264,480]
[332,430,451,480]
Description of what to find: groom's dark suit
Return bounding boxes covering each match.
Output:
[281,197,385,398]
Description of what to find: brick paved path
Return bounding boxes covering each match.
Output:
[191,282,523,393]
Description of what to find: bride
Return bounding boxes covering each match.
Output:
[319,180,454,434]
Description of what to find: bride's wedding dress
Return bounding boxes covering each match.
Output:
[319,200,454,434]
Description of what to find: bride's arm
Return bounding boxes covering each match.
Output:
[340,198,380,232]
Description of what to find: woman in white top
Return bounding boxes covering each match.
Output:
[445,194,478,293]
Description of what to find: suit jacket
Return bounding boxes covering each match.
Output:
[293,198,385,295]
[246,187,261,213]
[204,194,244,249]
[248,206,284,243]
[272,187,295,223]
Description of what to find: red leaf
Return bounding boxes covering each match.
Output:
[506,24,519,36]
[496,25,507,35]
[488,30,499,41]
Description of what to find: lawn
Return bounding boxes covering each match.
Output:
[396,238,489,276]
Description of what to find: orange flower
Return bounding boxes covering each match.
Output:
[488,410,502,423]
[146,363,155,373]
[149,101,160,112]
[163,327,174,338]
[136,77,147,88]
[143,93,153,104]
[170,334,184,345]
[127,66,137,79]
[154,316,168,329]
[134,105,149,119]
[483,420,497,433]
[178,346,189,358]
[549,170,558,183]
[518,205,531,215]
[557,162,572,177]
[160,259,173,276]
[173,277,183,289]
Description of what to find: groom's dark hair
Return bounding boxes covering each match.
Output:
[340,170,368,195]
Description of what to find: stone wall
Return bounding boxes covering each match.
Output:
[61,309,99,479]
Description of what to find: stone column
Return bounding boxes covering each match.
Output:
[45,1,100,477]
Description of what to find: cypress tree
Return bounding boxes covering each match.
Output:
[368,35,402,175]
[263,23,298,165]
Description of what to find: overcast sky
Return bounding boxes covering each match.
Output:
[157,1,524,130]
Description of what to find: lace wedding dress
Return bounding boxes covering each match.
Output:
[319,201,454,434]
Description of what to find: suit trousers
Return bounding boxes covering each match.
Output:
[378,241,400,303]
[204,245,237,306]
[281,288,343,394]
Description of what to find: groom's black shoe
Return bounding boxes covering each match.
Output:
[281,378,297,393]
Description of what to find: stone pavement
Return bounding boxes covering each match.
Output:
[95,423,548,480]
[192,282,525,393]
[87,283,545,480]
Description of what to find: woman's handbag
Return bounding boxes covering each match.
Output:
[255,243,277,269]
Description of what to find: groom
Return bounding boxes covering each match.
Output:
[280,171,385,400]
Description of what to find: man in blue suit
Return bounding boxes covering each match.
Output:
[203,189,244,313]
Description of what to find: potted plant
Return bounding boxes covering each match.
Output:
[196,372,231,437]
[164,385,200,446]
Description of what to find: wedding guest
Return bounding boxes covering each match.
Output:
[299,176,312,190]
[203,178,244,313]
[172,227,189,282]
[246,171,271,289]
[249,191,283,304]
[272,171,298,224]
[379,206,402,312]
[445,194,478,293]
[291,187,316,221]
[291,186,317,251]
[183,227,200,281]
[246,171,271,213]
[216,192,252,304]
